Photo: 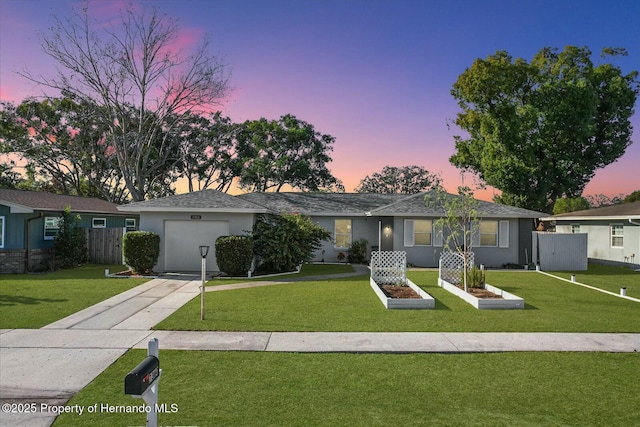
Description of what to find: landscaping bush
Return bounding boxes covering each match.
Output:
[123,231,160,274]
[347,238,368,264]
[253,213,331,273]
[54,207,88,269]
[465,265,486,288]
[215,235,254,277]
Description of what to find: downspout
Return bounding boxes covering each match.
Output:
[26,213,42,272]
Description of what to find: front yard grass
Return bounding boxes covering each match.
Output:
[0,264,148,328]
[549,263,640,298]
[207,263,355,286]
[55,350,640,426]
[155,271,640,332]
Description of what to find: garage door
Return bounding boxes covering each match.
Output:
[164,220,229,272]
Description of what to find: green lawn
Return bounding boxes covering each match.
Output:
[207,263,355,286]
[155,270,640,332]
[54,350,640,426]
[549,263,640,298]
[0,265,148,328]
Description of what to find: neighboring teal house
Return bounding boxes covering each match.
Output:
[0,189,138,273]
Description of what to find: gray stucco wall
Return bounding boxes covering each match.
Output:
[310,216,379,262]
[310,215,524,268]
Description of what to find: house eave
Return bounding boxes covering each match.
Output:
[117,206,268,214]
[544,215,640,222]
[0,201,34,214]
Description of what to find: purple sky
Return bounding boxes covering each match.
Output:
[1,0,639,200]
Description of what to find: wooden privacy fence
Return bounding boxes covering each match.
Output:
[84,228,125,265]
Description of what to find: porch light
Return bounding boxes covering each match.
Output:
[383,225,392,237]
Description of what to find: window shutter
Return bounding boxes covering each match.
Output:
[404,219,414,247]
[433,223,443,247]
[499,220,509,248]
[472,224,480,247]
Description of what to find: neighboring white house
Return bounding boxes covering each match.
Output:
[119,190,544,273]
[543,201,640,267]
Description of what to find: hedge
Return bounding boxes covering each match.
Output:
[215,235,254,277]
[123,231,160,274]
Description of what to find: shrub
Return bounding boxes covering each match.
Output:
[123,231,160,274]
[54,207,88,269]
[347,238,368,264]
[253,213,331,273]
[466,265,486,289]
[215,235,254,277]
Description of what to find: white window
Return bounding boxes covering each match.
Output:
[571,224,581,234]
[404,219,432,246]
[125,218,137,230]
[611,225,624,248]
[0,216,4,248]
[479,221,498,247]
[44,216,62,240]
[92,218,107,228]
[334,219,352,248]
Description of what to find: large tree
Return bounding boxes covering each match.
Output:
[2,98,130,202]
[174,112,239,193]
[235,114,343,192]
[449,46,639,213]
[19,3,229,201]
[355,165,441,194]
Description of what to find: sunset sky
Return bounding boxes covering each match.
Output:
[1,0,639,200]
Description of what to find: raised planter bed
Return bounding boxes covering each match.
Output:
[370,277,435,309]
[438,278,524,309]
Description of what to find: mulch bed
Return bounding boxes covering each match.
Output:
[112,269,157,277]
[380,283,503,299]
[462,286,503,299]
[380,284,422,299]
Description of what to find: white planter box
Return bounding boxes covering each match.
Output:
[370,278,435,309]
[438,278,524,310]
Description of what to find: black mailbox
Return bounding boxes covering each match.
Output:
[124,356,160,396]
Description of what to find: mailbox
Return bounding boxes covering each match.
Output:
[124,355,160,396]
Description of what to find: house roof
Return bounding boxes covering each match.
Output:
[235,192,407,216]
[0,188,125,215]
[369,191,544,218]
[117,189,269,213]
[113,189,545,218]
[237,191,544,218]
[544,201,640,221]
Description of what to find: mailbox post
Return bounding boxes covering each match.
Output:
[199,245,209,320]
[125,338,161,427]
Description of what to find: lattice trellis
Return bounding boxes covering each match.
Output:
[371,251,407,285]
[438,251,474,285]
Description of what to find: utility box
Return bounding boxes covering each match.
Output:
[124,355,160,396]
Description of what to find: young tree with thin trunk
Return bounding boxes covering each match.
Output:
[428,187,480,292]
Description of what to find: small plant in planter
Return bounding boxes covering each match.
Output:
[466,265,486,289]
[337,252,346,262]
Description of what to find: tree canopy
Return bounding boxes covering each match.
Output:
[1,99,342,199]
[355,165,441,194]
[235,114,343,192]
[449,46,639,213]
[552,196,591,214]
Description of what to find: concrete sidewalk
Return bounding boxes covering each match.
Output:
[1,272,639,427]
